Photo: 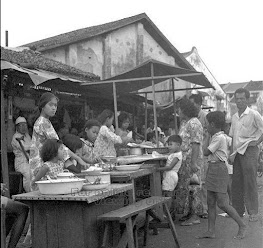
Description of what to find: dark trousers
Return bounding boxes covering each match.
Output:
[232,146,259,216]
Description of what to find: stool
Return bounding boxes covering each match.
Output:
[98,196,180,248]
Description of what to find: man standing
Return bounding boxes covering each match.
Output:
[230,88,263,221]
[11,116,32,192]
[189,93,209,219]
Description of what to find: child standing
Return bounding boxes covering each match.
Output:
[157,135,183,217]
[31,139,65,188]
[197,111,246,239]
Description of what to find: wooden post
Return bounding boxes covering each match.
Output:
[144,93,148,141]
[1,77,10,197]
[113,82,118,130]
[151,63,159,148]
[171,78,178,134]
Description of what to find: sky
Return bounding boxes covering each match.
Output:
[1,0,263,85]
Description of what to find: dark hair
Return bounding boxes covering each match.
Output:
[179,98,198,118]
[84,119,101,130]
[147,132,155,141]
[38,92,59,111]
[234,88,250,99]
[118,112,130,127]
[40,139,63,162]
[167,134,182,145]
[62,134,82,153]
[97,109,114,124]
[189,94,203,105]
[206,111,226,130]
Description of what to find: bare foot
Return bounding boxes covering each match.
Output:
[196,231,216,239]
[234,225,247,239]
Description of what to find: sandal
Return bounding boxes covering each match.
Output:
[181,219,200,226]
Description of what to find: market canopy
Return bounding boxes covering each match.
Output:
[1,60,88,86]
[81,59,214,94]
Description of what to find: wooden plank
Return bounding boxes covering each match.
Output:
[98,196,170,221]
[46,202,59,248]
[12,184,133,203]
[56,202,85,248]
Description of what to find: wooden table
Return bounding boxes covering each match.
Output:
[12,184,133,248]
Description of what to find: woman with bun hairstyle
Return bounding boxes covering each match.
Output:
[29,92,88,190]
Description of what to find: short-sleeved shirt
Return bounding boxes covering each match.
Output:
[165,151,182,173]
[94,125,122,157]
[229,107,263,155]
[43,161,64,178]
[208,131,228,162]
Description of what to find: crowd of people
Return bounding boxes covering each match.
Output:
[1,87,263,246]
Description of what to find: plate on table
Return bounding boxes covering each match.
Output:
[82,182,110,191]
[115,164,141,171]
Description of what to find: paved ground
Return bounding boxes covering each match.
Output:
[146,176,263,248]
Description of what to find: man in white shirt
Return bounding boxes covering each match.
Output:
[229,88,263,222]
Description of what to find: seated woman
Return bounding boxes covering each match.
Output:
[1,184,29,248]
[80,119,101,164]
[94,109,132,157]
[115,112,133,156]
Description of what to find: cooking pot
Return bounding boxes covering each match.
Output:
[128,147,145,156]
[57,169,75,179]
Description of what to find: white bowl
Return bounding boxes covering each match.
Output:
[115,164,141,171]
[82,183,110,191]
[36,178,85,195]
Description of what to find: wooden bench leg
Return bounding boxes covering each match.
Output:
[163,203,180,248]
[126,217,135,248]
[143,211,150,247]
[1,207,6,248]
[102,222,110,248]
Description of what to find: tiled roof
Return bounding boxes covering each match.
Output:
[1,47,99,81]
[221,81,263,93]
[22,13,192,70]
[245,81,263,91]
[221,82,248,93]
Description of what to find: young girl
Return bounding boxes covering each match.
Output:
[157,135,183,218]
[29,92,87,189]
[94,109,131,157]
[81,119,101,164]
[31,139,65,187]
[197,111,246,239]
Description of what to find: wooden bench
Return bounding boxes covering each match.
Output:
[97,196,180,248]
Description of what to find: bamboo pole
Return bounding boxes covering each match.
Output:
[113,82,118,130]
[1,78,10,197]
[81,73,202,85]
[151,63,159,148]
[171,79,178,134]
[144,93,148,141]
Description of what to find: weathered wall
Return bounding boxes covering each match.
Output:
[42,21,189,104]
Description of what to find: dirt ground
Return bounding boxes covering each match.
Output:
[10,176,263,248]
[146,176,263,248]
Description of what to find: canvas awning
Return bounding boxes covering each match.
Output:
[81,59,214,94]
[1,60,88,86]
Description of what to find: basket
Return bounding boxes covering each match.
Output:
[145,147,169,154]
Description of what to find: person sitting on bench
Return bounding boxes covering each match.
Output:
[1,183,29,248]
